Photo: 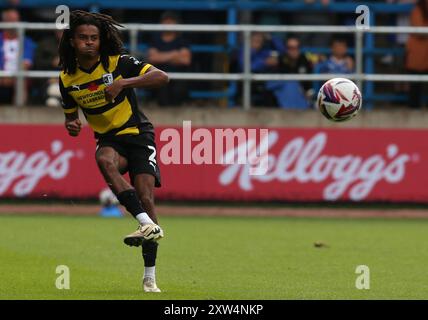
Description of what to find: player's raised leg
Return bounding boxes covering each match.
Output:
[96,147,161,243]
[123,172,164,246]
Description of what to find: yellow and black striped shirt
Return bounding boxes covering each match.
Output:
[59,54,154,138]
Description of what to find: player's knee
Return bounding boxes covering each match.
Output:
[96,155,116,172]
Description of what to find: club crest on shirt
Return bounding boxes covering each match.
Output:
[102,73,114,86]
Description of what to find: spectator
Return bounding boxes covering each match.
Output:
[238,32,279,106]
[238,32,279,73]
[317,38,354,74]
[405,0,428,108]
[0,7,35,105]
[148,11,191,106]
[266,37,314,109]
[33,30,62,107]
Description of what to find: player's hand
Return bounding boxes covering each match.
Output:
[65,119,82,137]
[104,80,124,103]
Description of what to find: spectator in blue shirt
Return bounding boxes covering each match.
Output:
[238,32,281,106]
[317,38,354,74]
[0,7,35,105]
[238,32,279,73]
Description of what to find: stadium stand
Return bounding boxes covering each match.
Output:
[0,0,421,108]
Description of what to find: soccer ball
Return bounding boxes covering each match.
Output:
[317,78,362,122]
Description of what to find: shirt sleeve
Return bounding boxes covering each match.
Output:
[118,54,152,78]
[59,77,78,114]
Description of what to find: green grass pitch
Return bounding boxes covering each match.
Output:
[1,214,428,299]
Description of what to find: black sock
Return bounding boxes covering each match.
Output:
[142,240,158,267]
[116,189,143,218]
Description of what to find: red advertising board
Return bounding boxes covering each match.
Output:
[0,124,426,202]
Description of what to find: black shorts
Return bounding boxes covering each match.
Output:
[96,132,161,187]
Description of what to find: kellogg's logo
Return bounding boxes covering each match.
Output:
[219,132,414,201]
[0,140,78,197]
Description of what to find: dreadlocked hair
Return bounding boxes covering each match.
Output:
[59,10,125,74]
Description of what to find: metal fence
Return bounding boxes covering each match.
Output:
[2,22,428,109]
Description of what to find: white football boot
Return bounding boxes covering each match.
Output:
[143,277,161,293]
[124,224,164,247]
